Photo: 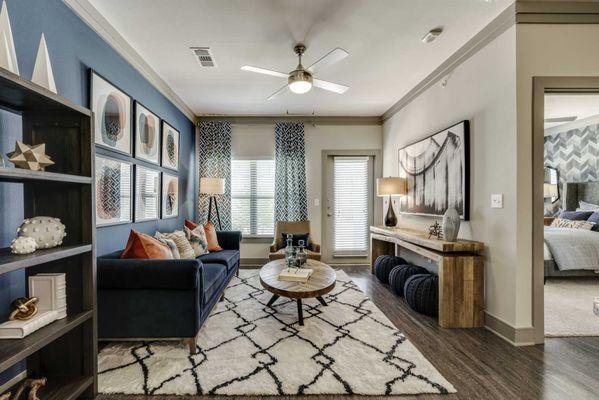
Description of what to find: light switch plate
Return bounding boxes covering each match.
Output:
[491,194,503,208]
[314,198,320,207]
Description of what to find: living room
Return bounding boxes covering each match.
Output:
[0,1,598,399]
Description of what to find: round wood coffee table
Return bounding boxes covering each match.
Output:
[259,259,336,326]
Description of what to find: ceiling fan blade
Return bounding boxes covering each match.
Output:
[241,66,288,79]
[544,116,577,123]
[267,85,288,101]
[313,78,349,94]
[307,47,349,74]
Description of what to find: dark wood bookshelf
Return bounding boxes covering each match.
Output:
[0,68,96,399]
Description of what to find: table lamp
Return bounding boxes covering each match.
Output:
[377,177,406,227]
[200,177,225,229]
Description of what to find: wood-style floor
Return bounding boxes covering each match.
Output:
[97,266,599,400]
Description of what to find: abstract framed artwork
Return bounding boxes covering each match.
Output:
[161,173,179,219]
[398,120,470,220]
[95,155,132,227]
[135,165,160,222]
[134,101,160,165]
[90,70,132,155]
[161,121,180,171]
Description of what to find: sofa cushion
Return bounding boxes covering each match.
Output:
[202,263,226,304]
[199,250,240,273]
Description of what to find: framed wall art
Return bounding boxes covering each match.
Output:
[90,70,132,155]
[134,101,160,165]
[135,165,160,222]
[161,121,179,171]
[398,120,470,219]
[162,172,179,219]
[95,155,132,227]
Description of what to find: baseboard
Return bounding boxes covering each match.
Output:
[484,312,535,346]
[0,370,27,394]
[240,258,268,267]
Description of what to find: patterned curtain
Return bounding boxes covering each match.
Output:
[198,121,232,230]
[274,122,308,222]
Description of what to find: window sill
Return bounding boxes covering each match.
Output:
[242,235,274,244]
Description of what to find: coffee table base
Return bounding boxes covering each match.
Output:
[266,294,328,326]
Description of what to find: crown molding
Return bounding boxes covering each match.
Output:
[381,4,516,122]
[516,1,599,24]
[197,115,383,126]
[62,0,196,122]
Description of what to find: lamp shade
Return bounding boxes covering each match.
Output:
[377,177,406,197]
[200,177,225,195]
[544,183,558,198]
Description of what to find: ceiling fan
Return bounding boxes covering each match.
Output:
[241,43,349,101]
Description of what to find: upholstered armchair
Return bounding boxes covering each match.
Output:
[269,220,321,261]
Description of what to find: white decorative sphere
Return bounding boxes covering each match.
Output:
[17,217,66,249]
[10,236,38,254]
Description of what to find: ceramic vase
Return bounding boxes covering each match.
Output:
[442,208,460,242]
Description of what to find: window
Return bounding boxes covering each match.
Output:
[231,159,275,236]
[333,156,369,255]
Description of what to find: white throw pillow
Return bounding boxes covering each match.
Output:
[154,235,181,259]
[550,218,595,230]
[578,200,599,212]
[155,231,195,259]
[185,226,209,257]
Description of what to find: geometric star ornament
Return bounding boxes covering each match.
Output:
[7,141,55,171]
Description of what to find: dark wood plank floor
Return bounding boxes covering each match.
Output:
[98,266,599,400]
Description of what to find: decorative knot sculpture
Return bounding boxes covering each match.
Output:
[9,297,39,321]
[427,220,443,240]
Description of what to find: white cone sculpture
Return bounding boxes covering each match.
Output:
[0,0,19,74]
[32,34,56,93]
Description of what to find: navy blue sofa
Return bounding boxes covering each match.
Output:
[97,231,242,354]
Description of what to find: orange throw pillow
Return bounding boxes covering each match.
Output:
[185,219,199,230]
[121,230,173,259]
[204,221,222,252]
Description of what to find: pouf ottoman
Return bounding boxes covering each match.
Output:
[389,264,429,297]
[404,273,439,316]
[374,255,407,284]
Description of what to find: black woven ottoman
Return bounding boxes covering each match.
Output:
[389,264,429,297]
[373,255,407,284]
[404,274,439,316]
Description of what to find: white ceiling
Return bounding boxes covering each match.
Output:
[88,0,512,116]
[545,94,599,132]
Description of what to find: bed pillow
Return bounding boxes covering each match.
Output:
[578,200,599,212]
[587,212,599,232]
[558,210,593,221]
[550,218,595,230]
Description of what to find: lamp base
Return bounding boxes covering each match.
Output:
[384,196,397,227]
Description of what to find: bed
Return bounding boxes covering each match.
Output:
[544,181,599,278]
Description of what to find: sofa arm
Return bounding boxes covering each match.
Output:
[98,257,202,290]
[216,230,242,250]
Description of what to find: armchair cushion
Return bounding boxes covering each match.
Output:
[199,250,240,274]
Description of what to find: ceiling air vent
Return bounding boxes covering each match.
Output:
[190,47,216,67]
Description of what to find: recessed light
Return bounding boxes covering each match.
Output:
[421,28,443,44]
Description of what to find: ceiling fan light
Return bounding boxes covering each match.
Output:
[289,80,312,94]
[288,68,313,94]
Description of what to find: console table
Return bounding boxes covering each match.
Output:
[370,226,485,328]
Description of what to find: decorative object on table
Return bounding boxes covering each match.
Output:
[200,177,224,229]
[31,33,56,93]
[16,217,66,249]
[8,297,38,321]
[9,236,37,254]
[398,120,469,219]
[13,377,47,400]
[296,240,308,266]
[134,101,160,164]
[161,121,179,170]
[278,267,313,282]
[0,309,58,339]
[376,177,406,227]
[162,172,179,219]
[29,273,67,319]
[0,0,19,74]
[135,165,160,222]
[90,69,132,155]
[404,273,439,317]
[373,255,407,284]
[442,207,460,242]
[6,141,54,171]
[95,155,132,227]
[427,220,443,240]
[389,264,429,297]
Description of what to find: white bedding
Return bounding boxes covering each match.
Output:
[544,226,599,271]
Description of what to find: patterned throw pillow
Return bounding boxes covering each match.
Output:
[550,218,595,230]
[185,226,209,257]
[154,236,181,259]
[155,230,195,259]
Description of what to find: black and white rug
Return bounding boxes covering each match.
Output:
[98,270,455,396]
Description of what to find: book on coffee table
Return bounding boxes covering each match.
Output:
[278,268,314,282]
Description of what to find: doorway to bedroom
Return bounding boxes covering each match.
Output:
[542,92,599,338]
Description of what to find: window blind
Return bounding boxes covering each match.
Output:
[333,156,369,255]
[231,159,275,235]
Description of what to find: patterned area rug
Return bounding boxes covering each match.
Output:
[98,270,455,396]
